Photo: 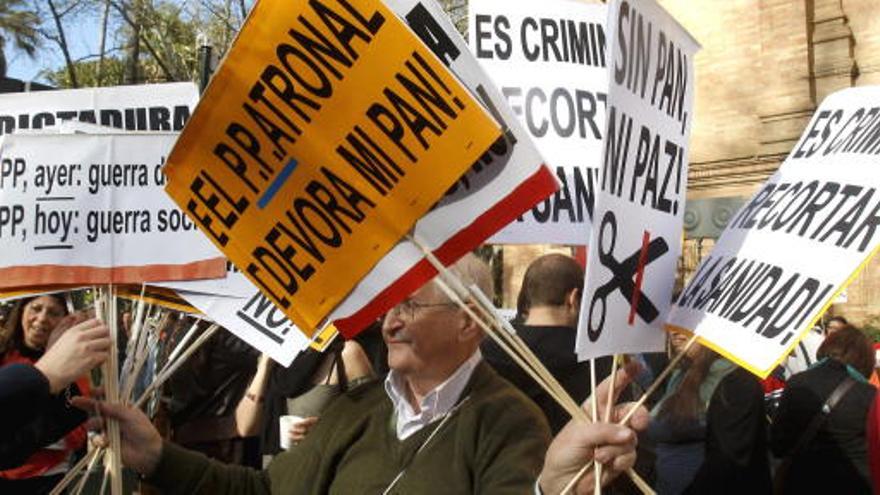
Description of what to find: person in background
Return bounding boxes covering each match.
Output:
[165,319,261,467]
[234,338,374,459]
[771,325,876,494]
[647,330,771,494]
[483,253,610,433]
[0,313,110,467]
[825,315,849,336]
[0,295,97,493]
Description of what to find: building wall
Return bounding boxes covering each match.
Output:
[662,0,880,324]
[499,0,880,324]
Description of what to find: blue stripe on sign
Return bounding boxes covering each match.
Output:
[258,158,299,209]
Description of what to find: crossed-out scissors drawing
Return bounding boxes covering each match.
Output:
[587,210,669,342]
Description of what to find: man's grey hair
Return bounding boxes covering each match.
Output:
[442,253,493,300]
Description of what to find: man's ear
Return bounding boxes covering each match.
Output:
[567,288,581,311]
[458,303,483,342]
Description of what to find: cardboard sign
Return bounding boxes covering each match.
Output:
[576,0,699,360]
[155,261,255,298]
[328,0,558,334]
[668,86,880,377]
[116,285,201,314]
[163,0,501,333]
[469,0,607,245]
[0,82,198,136]
[0,134,226,287]
[180,279,338,366]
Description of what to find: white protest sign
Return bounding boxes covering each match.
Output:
[0,82,198,136]
[576,0,698,360]
[469,0,606,245]
[181,286,311,366]
[668,85,880,378]
[0,134,225,288]
[156,262,255,298]
[329,0,558,336]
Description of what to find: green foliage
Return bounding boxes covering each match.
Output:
[860,315,880,343]
[43,56,126,87]
[0,0,40,77]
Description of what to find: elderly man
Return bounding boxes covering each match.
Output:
[75,254,644,494]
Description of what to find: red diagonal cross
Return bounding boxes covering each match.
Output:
[628,230,651,325]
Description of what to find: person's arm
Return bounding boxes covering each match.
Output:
[0,363,52,426]
[235,354,274,437]
[0,385,87,469]
[72,397,271,495]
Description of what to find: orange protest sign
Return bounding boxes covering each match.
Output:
[117,285,201,314]
[164,0,500,332]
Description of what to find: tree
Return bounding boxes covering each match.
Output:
[0,0,40,78]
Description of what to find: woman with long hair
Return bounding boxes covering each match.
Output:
[771,325,876,494]
[648,331,771,494]
[0,294,91,494]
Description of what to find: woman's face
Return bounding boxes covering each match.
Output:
[21,296,66,350]
[670,330,698,358]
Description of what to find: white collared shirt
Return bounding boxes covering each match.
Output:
[384,350,482,440]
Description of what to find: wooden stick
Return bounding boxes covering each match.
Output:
[591,358,601,495]
[163,317,202,370]
[106,286,123,495]
[563,335,700,492]
[604,355,619,423]
[73,447,107,495]
[134,323,220,409]
[626,467,656,495]
[407,235,652,492]
[408,234,587,422]
[618,334,697,426]
[465,283,586,421]
[48,446,101,495]
[561,460,594,495]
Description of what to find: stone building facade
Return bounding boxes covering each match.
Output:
[497,0,880,326]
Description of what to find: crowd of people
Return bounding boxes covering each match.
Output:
[0,252,878,494]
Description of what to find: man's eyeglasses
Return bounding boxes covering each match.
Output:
[387,299,457,320]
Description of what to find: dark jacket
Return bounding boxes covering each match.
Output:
[771,359,876,494]
[0,360,87,470]
[482,323,610,433]
[649,361,771,494]
[686,367,772,494]
[147,362,550,494]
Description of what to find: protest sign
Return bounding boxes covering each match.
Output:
[668,85,880,377]
[327,0,558,335]
[0,82,198,136]
[116,285,201,314]
[0,285,82,303]
[469,0,607,245]
[576,0,699,360]
[155,261,255,298]
[163,0,502,333]
[180,280,337,365]
[0,134,226,288]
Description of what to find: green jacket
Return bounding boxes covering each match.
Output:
[148,362,551,494]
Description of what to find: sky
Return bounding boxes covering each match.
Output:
[6,16,102,84]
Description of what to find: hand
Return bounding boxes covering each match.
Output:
[288,416,318,444]
[539,361,650,494]
[35,318,110,394]
[71,397,163,477]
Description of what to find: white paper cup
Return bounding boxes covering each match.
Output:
[279,415,303,450]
